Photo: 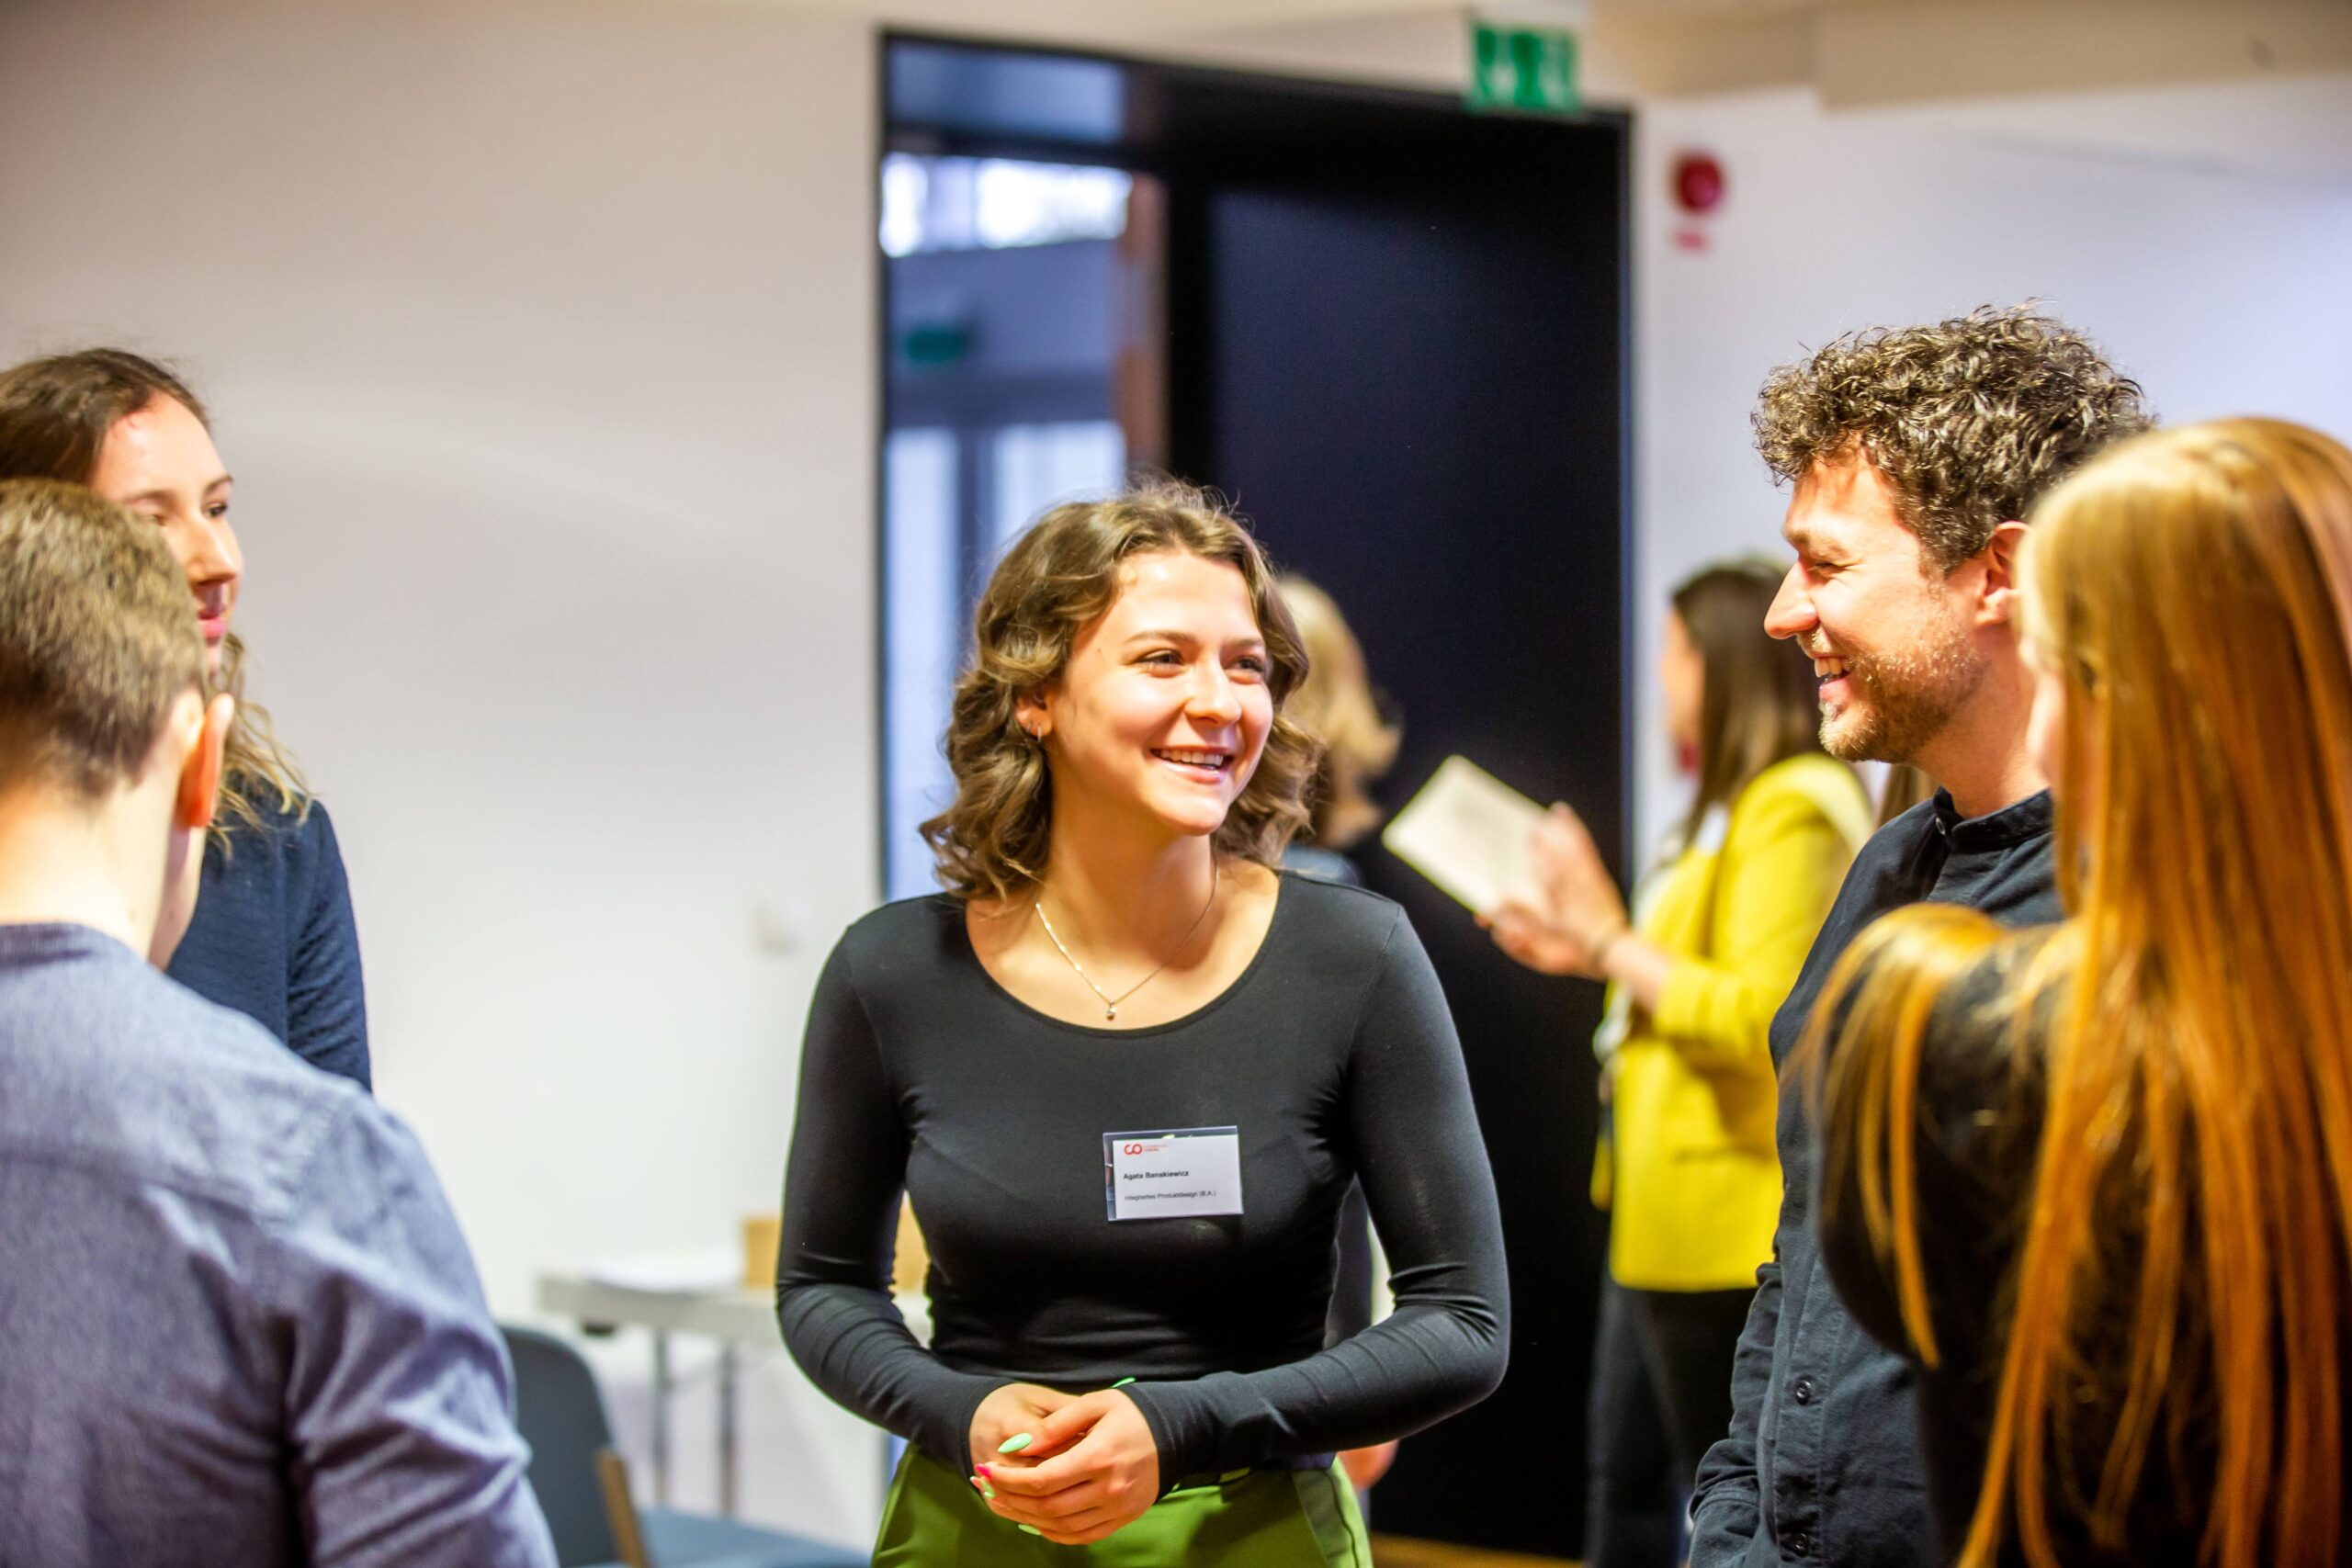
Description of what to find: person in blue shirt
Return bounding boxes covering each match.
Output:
[0,349,369,1089]
[0,477,551,1568]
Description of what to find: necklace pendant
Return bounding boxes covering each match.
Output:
[1105,1006,1117,1021]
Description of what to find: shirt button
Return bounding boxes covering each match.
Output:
[1785,1530,1814,1557]
[1791,1376,1815,1404]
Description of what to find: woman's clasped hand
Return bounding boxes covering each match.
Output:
[967,1382,1161,1544]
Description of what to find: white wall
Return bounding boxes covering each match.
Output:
[1627,88,2352,846]
[0,0,887,1540]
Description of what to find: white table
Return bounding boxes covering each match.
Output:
[537,1269,930,1517]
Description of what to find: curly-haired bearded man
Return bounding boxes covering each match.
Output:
[1685,307,2150,1568]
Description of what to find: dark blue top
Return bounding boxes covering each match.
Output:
[165,795,370,1091]
[1689,787,2061,1567]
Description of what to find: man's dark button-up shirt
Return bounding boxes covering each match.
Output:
[1688,788,2061,1567]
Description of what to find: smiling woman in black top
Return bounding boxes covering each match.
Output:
[775,483,1508,1563]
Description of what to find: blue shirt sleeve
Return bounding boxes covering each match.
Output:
[288,804,372,1091]
[271,1099,555,1568]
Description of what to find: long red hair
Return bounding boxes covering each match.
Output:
[1813,419,2352,1568]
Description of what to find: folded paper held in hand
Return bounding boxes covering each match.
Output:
[1380,755,1547,916]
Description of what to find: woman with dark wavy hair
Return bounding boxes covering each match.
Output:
[776,483,1507,1564]
[0,349,368,1089]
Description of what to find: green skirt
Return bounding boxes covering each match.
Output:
[872,1449,1371,1567]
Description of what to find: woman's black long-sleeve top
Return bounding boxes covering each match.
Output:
[775,874,1510,1483]
[1818,941,2233,1568]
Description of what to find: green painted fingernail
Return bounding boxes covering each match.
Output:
[998,1432,1034,1454]
[1018,1524,1043,1536]
[1112,1377,1136,1388]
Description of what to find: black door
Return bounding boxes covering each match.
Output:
[1162,76,1629,1560]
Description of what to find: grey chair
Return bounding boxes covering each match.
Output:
[501,1325,865,1568]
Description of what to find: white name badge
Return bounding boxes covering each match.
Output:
[1102,1126,1245,1222]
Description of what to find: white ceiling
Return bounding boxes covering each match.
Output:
[768,0,1442,42]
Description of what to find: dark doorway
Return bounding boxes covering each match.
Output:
[884,39,1629,1558]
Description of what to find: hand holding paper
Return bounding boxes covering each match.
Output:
[1384,756,1631,978]
[1379,756,1547,915]
[1487,804,1630,978]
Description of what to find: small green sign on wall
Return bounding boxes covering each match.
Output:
[1468,19,1579,115]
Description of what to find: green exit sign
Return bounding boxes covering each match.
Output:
[1468,19,1579,115]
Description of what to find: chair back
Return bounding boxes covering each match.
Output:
[502,1324,633,1567]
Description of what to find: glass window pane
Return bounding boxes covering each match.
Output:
[974,161,1131,250]
[879,153,928,259]
[879,154,1131,256]
[989,421,1127,553]
[883,428,960,901]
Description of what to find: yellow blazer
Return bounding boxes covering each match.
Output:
[1597,753,1871,1292]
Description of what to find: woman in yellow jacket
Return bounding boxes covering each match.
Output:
[1490,559,1870,1568]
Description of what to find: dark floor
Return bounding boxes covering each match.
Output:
[1371,1535,1577,1568]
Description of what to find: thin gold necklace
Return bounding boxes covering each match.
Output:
[1032,868,1219,1022]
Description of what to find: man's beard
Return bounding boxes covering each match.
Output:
[1818,617,1987,764]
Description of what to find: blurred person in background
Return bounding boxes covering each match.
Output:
[1872,762,1935,827]
[0,349,368,1089]
[1278,576,1401,889]
[1278,574,1408,1499]
[1811,419,2352,1568]
[1489,558,1870,1568]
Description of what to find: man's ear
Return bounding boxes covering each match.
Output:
[174,693,236,830]
[1976,521,2030,628]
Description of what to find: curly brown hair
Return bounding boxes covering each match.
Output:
[1753,305,2153,570]
[922,482,1315,903]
